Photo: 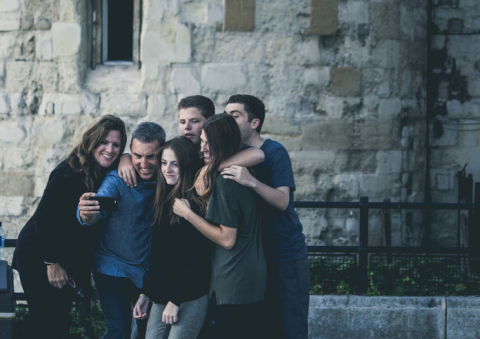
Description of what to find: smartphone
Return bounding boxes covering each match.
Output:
[86,196,118,212]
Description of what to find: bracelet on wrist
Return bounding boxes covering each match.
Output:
[140,293,150,301]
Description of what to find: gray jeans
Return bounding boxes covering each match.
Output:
[145,294,208,339]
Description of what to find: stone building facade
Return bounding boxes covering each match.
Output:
[0,0,476,258]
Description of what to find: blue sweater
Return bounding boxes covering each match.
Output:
[78,170,156,288]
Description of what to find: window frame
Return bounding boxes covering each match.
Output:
[89,0,142,69]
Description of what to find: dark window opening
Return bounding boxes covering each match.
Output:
[104,0,134,63]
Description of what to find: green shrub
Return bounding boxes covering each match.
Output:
[310,255,480,296]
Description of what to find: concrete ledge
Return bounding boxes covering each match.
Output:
[309,295,480,339]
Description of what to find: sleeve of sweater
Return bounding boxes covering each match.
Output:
[34,162,79,264]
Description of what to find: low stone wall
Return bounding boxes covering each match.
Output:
[308,295,480,339]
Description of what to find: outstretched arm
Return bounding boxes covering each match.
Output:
[195,148,264,195]
[173,198,237,250]
[219,147,264,170]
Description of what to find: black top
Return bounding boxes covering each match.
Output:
[142,188,212,306]
[13,160,103,285]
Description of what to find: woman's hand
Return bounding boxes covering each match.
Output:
[173,198,192,219]
[162,301,179,324]
[47,263,69,289]
[118,154,137,188]
[221,165,257,188]
[133,295,150,320]
[78,192,100,223]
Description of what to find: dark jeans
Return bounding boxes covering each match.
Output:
[93,269,146,339]
[207,292,263,339]
[263,256,310,339]
[20,266,76,339]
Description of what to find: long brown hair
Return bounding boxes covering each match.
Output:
[153,136,206,225]
[200,113,241,201]
[67,115,127,191]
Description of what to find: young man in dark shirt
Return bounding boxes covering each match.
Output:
[221,94,310,339]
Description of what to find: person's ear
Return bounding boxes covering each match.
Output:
[251,118,260,130]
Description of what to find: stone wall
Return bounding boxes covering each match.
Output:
[0,0,428,258]
[429,0,480,246]
[309,295,480,339]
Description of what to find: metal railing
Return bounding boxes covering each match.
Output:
[6,196,480,295]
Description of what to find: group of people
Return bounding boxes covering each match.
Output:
[13,94,310,339]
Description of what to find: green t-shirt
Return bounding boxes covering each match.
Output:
[206,174,266,305]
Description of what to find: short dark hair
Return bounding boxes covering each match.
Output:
[227,94,265,133]
[131,121,166,147]
[178,95,215,120]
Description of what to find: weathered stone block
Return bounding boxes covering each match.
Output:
[170,65,200,94]
[0,0,21,13]
[378,98,402,118]
[447,297,480,339]
[0,33,16,59]
[215,33,267,64]
[304,67,330,88]
[376,150,403,174]
[180,2,207,24]
[339,1,368,24]
[57,62,85,93]
[329,67,362,97]
[0,175,33,196]
[206,2,223,26]
[429,121,457,147]
[266,34,323,65]
[332,174,359,198]
[51,22,82,58]
[306,0,338,36]
[9,93,25,116]
[224,0,255,32]
[370,2,400,40]
[0,12,20,31]
[35,18,51,30]
[0,123,26,144]
[301,121,353,151]
[176,22,192,63]
[358,174,402,200]
[85,65,142,93]
[354,119,401,150]
[36,34,52,61]
[101,93,147,117]
[141,23,176,63]
[270,64,305,94]
[146,94,178,122]
[0,197,25,216]
[0,92,10,114]
[201,63,247,94]
[255,0,309,34]
[32,118,67,148]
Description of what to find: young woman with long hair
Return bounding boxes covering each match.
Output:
[173,113,266,339]
[133,136,212,339]
[13,115,127,339]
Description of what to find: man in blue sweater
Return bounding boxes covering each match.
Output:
[78,122,166,339]
[221,95,310,339]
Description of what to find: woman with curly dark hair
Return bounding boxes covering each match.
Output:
[13,114,127,339]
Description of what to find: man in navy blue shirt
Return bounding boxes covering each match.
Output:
[78,122,166,339]
[221,95,310,339]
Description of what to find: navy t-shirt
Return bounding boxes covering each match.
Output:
[254,139,308,262]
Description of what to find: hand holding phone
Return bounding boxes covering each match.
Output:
[86,196,118,212]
